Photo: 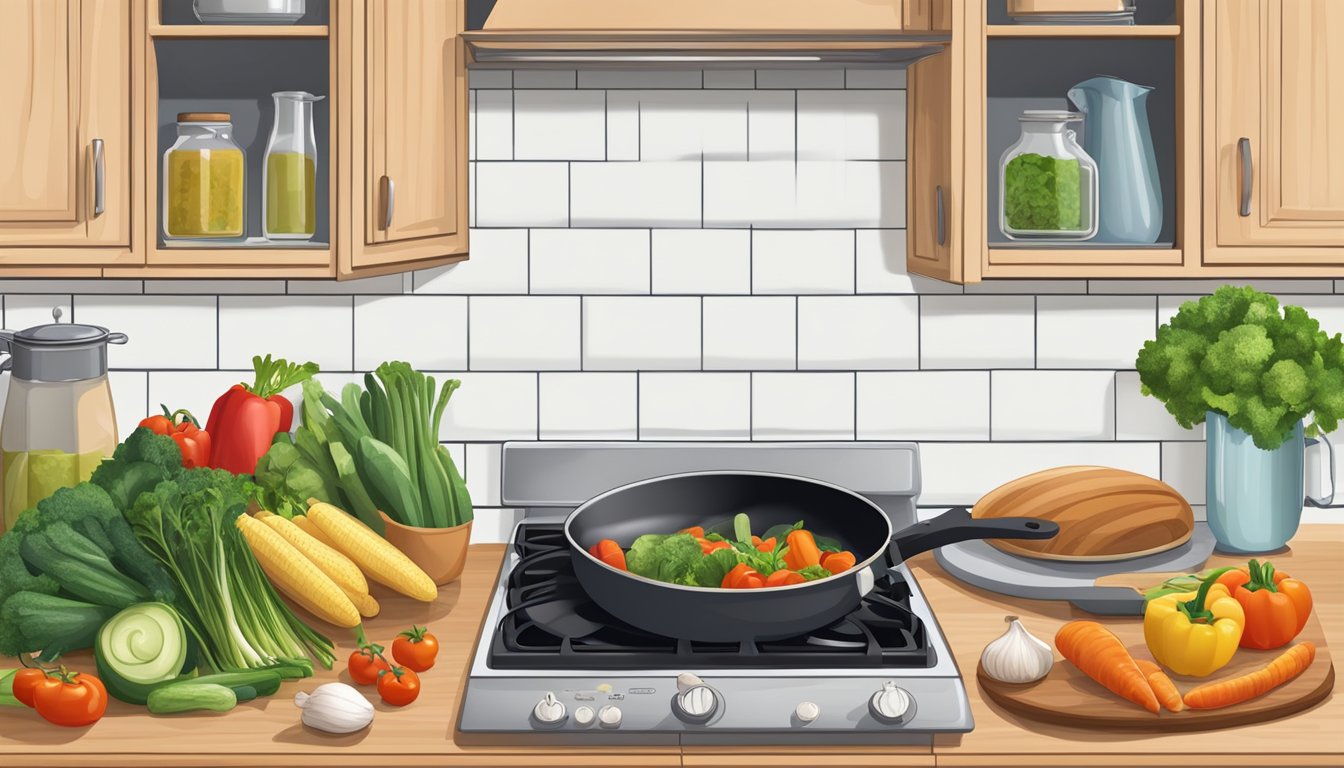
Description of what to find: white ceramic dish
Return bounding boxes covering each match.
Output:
[193,0,306,25]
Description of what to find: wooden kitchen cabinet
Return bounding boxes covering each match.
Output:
[907,48,961,283]
[0,0,133,271]
[352,0,469,270]
[1205,0,1344,266]
[0,0,469,280]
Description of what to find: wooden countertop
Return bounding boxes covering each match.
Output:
[0,527,1339,767]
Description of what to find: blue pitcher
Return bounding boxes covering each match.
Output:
[1067,76,1162,244]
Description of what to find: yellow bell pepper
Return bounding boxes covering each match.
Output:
[1144,577,1245,677]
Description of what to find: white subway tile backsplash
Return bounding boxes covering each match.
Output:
[354,296,467,371]
[440,372,537,441]
[752,230,855,294]
[539,372,638,440]
[146,280,284,294]
[606,91,748,162]
[470,297,581,370]
[753,372,855,440]
[798,296,919,370]
[755,69,845,89]
[514,90,606,160]
[919,442,1161,506]
[705,161,905,228]
[855,231,961,295]
[470,508,527,544]
[583,297,701,370]
[992,370,1116,440]
[1037,295,1156,369]
[966,280,1086,295]
[530,229,650,294]
[797,90,906,161]
[651,230,751,295]
[703,70,755,89]
[857,372,990,440]
[920,295,1035,369]
[475,162,569,227]
[1088,279,1335,295]
[581,70,702,89]
[465,443,503,506]
[78,295,217,370]
[571,162,701,227]
[747,92,796,161]
[474,90,514,161]
[218,296,352,371]
[845,69,907,89]
[7,295,72,331]
[1115,370,1204,440]
[414,229,530,294]
[289,273,406,295]
[702,297,795,370]
[513,70,577,89]
[1162,441,1205,506]
[0,280,141,294]
[639,373,750,440]
[108,371,149,438]
[468,69,513,89]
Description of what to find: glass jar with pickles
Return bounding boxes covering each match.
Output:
[163,112,246,240]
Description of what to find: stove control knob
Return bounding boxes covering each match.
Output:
[532,692,567,726]
[598,705,623,728]
[573,705,596,727]
[868,681,914,724]
[794,701,821,723]
[674,684,719,723]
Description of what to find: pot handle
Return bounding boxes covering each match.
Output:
[888,507,1059,562]
[1306,432,1336,508]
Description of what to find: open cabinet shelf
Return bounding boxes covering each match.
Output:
[149,25,329,39]
[985,25,1180,37]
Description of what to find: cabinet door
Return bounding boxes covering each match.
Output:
[361,0,466,263]
[906,50,960,282]
[0,0,130,248]
[1212,0,1344,252]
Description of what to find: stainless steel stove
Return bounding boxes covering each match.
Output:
[457,442,973,746]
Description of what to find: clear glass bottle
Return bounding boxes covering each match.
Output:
[999,110,1099,241]
[163,113,246,240]
[263,91,324,241]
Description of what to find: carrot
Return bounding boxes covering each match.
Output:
[1134,659,1184,713]
[820,550,857,574]
[588,539,627,570]
[1055,621,1160,714]
[679,526,706,539]
[765,569,806,587]
[784,530,823,571]
[1183,642,1315,710]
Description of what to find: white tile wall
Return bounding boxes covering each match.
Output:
[12,68,1339,542]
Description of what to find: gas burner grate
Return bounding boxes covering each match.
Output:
[489,522,932,670]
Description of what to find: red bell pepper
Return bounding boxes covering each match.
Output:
[206,354,318,475]
[138,405,212,469]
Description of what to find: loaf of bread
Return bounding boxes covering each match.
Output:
[972,466,1194,561]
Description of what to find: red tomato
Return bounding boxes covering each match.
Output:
[391,626,439,672]
[11,668,48,708]
[377,667,421,707]
[32,670,107,727]
[348,646,392,686]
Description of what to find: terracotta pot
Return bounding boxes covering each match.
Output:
[378,512,472,585]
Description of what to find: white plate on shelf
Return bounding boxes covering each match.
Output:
[194,0,306,25]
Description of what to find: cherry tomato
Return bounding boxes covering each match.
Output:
[377,667,421,707]
[11,668,48,708]
[391,626,439,672]
[31,669,107,727]
[348,645,392,686]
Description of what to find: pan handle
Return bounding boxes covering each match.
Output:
[888,507,1058,563]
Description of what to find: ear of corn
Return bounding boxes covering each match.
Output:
[293,514,339,550]
[345,589,381,618]
[257,512,369,595]
[306,501,438,602]
[236,513,362,628]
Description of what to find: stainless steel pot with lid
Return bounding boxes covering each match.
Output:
[0,308,127,382]
[0,308,129,533]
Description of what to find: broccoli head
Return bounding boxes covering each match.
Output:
[109,427,185,475]
[91,428,183,512]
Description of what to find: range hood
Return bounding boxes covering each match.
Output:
[464,0,951,67]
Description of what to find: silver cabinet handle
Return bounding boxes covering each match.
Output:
[1238,137,1252,217]
[935,185,946,246]
[92,139,105,216]
[381,175,396,230]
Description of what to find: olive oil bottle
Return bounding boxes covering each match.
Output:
[263,91,324,241]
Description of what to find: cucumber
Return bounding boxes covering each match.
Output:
[95,603,191,705]
[147,683,237,715]
[179,670,282,701]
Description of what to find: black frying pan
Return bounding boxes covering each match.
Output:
[564,471,1058,643]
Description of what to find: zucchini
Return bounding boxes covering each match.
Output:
[147,683,237,715]
[95,602,191,705]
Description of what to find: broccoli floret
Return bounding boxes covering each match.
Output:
[109,427,185,477]
[90,428,183,512]
[0,528,58,610]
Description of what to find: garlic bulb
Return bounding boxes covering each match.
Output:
[980,616,1053,684]
[295,683,375,734]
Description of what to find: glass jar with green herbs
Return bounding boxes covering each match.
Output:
[999,110,1098,240]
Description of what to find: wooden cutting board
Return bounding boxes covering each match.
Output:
[978,611,1334,731]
